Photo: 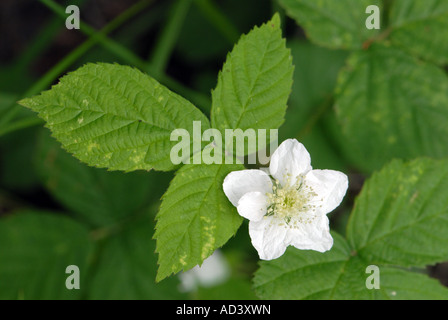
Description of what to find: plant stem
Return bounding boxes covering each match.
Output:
[0,0,151,136]
[0,117,44,137]
[41,0,211,111]
[362,27,392,50]
[38,0,152,67]
[12,0,88,76]
[1,0,212,136]
[194,0,239,44]
[147,0,193,78]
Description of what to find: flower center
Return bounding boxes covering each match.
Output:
[266,175,318,225]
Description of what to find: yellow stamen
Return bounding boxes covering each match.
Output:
[266,174,319,226]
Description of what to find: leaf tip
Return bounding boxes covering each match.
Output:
[269,12,281,29]
[155,272,166,283]
[17,97,33,108]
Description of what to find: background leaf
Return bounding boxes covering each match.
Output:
[253,233,351,300]
[0,211,93,300]
[281,39,348,171]
[279,0,382,50]
[4,0,448,300]
[0,127,40,192]
[347,158,448,267]
[254,158,448,300]
[335,44,448,172]
[389,0,448,65]
[377,267,448,300]
[87,212,185,300]
[155,162,244,282]
[20,63,210,172]
[210,13,293,154]
[254,232,448,300]
[34,130,170,227]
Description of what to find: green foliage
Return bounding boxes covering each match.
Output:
[35,130,170,227]
[15,12,296,290]
[0,211,93,300]
[196,278,258,300]
[389,0,448,65]
[87,214,185,300]
[0,127,40,191]
[280,0,448,173]
[346,158,448,267]
[155,162,244,282]
[3,0,448,300]
[279,0,382,49]
[335,44,448,171]
[254,159,448,300]
[255,238,448,299]
[211,13,293,153]
[0,210,183,300]
[281,39,348,171]
[153,14,295,281]
[254,233,351,299]
[20,63,210,172]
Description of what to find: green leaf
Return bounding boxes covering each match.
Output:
[347,158,448,267]
[389,0,448,65]
[0,92,19,116]
[210,13,293,153]
[196,278,258,300]
[20,63,210,172]
[0,127,40,191]
[0,211,93,300]
[335,44,448,171]
[34,130,170,227]
[281,39,348,171]
[155,162,244,282]
[377,267,448,300]
[279,0,381,50]
[88,213,185,300]
[255,158,448,300]
[283,40,347,132]
[254,233,448,300]
[253,233,352,300]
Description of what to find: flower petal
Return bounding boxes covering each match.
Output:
[223,169,272,207]
[304,169,348,215]
[237,192,268,222]
[248,217,288,260]
[249,214,333,259]
[287,215,333,253]
[269,139,312,187]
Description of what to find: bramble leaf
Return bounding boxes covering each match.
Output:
[88,214,185,299]
[254,159,448,300]
[0,211,93,300]
[155,162,244,282]
[279,0,381,49]
[34,130,169,227]
[211,14,293,154]
[20,63,210,172]
[389,0,448,65]
[335,44,448,171]
[347,158,448,267]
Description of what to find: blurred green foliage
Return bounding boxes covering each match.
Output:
[1,0,448,300]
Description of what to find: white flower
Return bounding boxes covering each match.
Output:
[178,250,230,292]
[223,139,348,260]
